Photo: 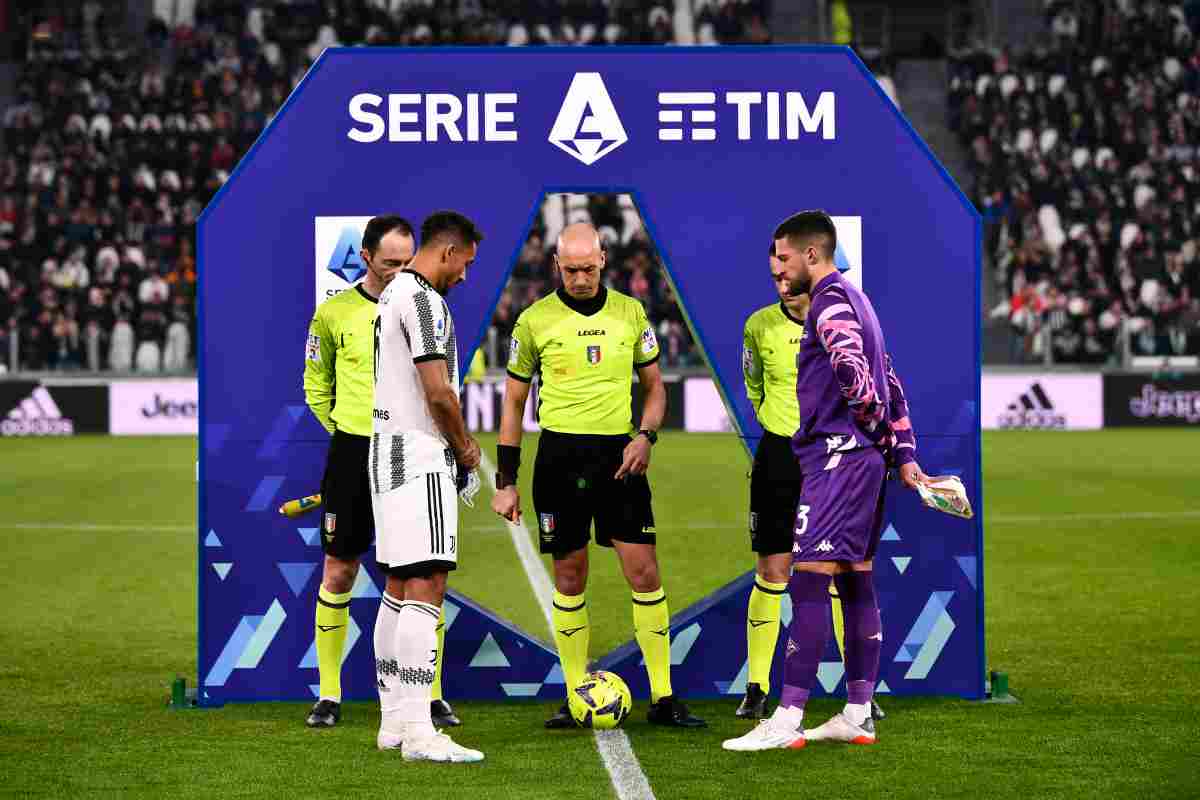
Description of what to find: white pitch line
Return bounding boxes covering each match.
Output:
[478,452,657,800]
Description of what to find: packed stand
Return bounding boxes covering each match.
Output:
[949,0,1200,363]
[0,0,771,374]
[492,193,703,369]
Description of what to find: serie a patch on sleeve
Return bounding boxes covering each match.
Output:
[306,333,321,362]
[508,336,520,365]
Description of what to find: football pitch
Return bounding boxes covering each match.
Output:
[1,430,1197,798]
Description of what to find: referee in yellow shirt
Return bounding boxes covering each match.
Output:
[737,242,884,722]
[301,215,458,730]
[490,222,705,729]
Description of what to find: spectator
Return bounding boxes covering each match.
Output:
[950,0,1200,361]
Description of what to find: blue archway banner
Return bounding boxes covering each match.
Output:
[198,46,983,704]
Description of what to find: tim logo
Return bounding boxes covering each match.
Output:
[327,226,366,283]
[548,73,628,166]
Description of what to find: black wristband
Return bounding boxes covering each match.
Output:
[497,444,521,486]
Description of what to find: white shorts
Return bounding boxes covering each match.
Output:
[373,471,458,577]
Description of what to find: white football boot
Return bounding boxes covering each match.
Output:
[804,711,876,744]
[721,708,806,751]
[401,732,485,763]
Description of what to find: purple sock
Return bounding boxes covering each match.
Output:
[779,571,833,710]
[834,571,881,706]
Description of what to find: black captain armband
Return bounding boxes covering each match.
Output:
[496,444,521,489]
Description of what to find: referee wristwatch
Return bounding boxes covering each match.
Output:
[637,429,658,445]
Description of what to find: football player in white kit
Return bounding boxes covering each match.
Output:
[370,210,485,763]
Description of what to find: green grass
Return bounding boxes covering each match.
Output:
[1,431,1198,798]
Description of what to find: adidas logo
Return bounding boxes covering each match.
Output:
[548,73,628,165]
[998,382,1066,430]
[2,386,74,436]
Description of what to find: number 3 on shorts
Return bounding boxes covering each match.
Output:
[795,504,811,536]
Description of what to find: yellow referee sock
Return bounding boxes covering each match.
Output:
[432,604,445,703]
[552,591,589,690]
[747,578,788,693]
[831,580,846,661]
[632,587,673,702]
[315,585,352,702]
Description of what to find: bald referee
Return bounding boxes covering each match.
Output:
[302,215,458,730]
[491,222,704,729]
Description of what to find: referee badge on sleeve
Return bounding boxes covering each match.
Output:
[306,334,321,362]
[324,512,336,534]
[539,513,556,533]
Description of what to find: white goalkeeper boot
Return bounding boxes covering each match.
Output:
[721,706,806,751]
[804,711,876,744]
[401,731,485,763]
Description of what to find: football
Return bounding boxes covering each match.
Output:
[568,671,632,729]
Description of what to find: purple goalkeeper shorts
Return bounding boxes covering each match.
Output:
[792,446,887,563]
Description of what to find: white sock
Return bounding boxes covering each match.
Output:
[375,591,404,735]
[771,704,805,730]
[386,597,440,741]
[843,702,870,726]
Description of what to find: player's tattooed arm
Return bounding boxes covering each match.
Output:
[813,291,887,438]
[415,358,479,470]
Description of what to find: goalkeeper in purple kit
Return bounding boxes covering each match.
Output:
[724,210,928,752]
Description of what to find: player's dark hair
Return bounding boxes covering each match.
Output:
[773,210,836,260]
[362,215,415,256]
[420,210,484,250]
[768,241,776,256]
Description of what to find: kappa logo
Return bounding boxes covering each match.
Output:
[548,73,628,165]
[814,539,834,553]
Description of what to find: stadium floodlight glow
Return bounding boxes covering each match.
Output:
[198,46,983,704]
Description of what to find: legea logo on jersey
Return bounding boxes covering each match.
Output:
[548,73,628,166]
[314,217,373,306]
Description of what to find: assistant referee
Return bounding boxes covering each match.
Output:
[491,222,704,729]
[302,214,458,730]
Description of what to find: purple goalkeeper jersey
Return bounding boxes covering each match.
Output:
[791,270,917,474]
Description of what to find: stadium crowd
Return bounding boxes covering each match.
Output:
[950,0,1200,363]
[0,0,771,373]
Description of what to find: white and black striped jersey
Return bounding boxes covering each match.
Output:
[369,269,459,494]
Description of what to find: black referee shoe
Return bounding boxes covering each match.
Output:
[647,696,707,728]
[545,703,576,729]
[871,699,887,721]
[305,699,341,728]
[735,683,770,719]
[431,699,461,728]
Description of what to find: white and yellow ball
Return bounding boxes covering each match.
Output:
[568,670,632,729]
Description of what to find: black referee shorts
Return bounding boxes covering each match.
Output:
[749,431,803,556]
[318,430,375,560]
[531,429,656,556]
